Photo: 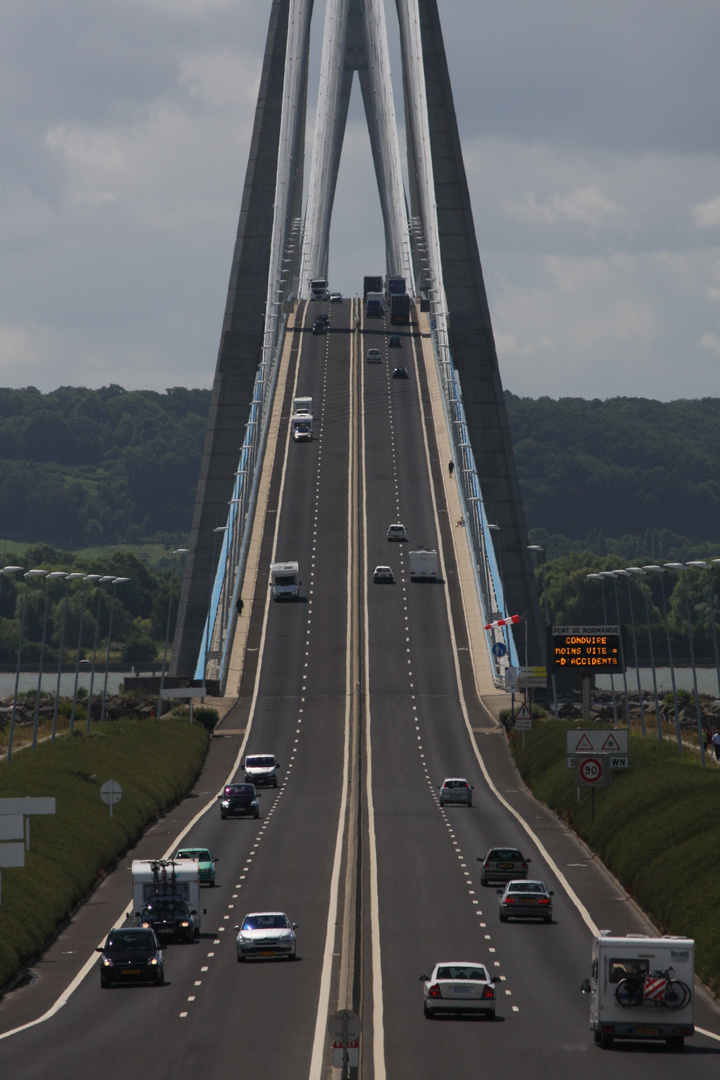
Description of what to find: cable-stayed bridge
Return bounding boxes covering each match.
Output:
[171,0,543,693]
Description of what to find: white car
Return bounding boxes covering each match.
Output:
[438,777,473,807]
[386,523,407,541]
[329,291,342,303]
[373,565,394,583]
[420,962,500,1019]
[234,912,298,961]
[366,348,382,363]
[498,880,553,923]
[244,753,280,788]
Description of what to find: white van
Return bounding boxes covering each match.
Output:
[581,932,694,1051]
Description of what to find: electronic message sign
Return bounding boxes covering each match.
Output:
[547,626,625,673]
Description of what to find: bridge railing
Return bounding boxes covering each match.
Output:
[195,220,303,691]
[425,307,520,686]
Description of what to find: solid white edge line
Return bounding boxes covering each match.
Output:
[307,300,355,1080]
[0,317,307,1045]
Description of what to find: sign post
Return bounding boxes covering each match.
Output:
[328,1010,361,1079]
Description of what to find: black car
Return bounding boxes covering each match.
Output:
[137,897,197,942]
[97,927,164,987]
[392,365,409,379]
[312,323,326,335]
[220,783,261,819]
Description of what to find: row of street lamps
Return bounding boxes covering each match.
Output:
[586,560,720,765]
[1,566,129,763]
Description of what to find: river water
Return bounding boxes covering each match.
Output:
[596,666,720,697]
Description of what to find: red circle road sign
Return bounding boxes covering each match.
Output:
[578,757,604,785]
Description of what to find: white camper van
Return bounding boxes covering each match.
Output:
[291,413,313,441]
[581,932,694,1051]
[270,561,300,600]
[131,858,205,937]
[409,549,439,580]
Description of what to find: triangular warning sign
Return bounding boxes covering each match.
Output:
[575,733,594,751]
[515,704,532,720]
[601,733,623,751]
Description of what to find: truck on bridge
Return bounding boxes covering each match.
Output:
[390,292,410,325]
[365,292,385,318]
[363,275,383,298]
[270,561,300,600]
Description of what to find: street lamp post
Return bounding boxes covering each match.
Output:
[613,569,646,736]
[587,574,618,724]
[528,545,558,718]
[52,573,85,739]
[688,560,720,700]
[32,571,67,749]
[488,524,503,618]
[101,577,129,722]
[86,577,116,732]
[643,566,683,752]
[626,567,663,740]
[70,574,102,733]
[665,563,705,765]
[157,549,189,719]
[600,572,630,725]
[8,569,45,762]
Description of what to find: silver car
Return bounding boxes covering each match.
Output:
[420,962,499,1019]
[498,880,553,923]
[386,523,407,541]
[366,348,382,363]
[438,778,473,807]
[234,912,298,961]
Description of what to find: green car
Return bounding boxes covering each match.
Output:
[388,334,402,348]
[175,847,216,887]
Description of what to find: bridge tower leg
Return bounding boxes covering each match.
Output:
[171,0,293,678]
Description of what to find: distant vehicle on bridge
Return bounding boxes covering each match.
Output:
[310,278,329,300]
[365,291,385,318]
[390,292,410,325]
[386,276,406,300]
[363,275,383,299]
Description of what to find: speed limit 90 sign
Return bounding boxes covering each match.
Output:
[575,755,610,788]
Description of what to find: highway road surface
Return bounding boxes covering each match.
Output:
[1,298,719,1078]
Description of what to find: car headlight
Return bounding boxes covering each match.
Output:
[251,799,258,806]
[147,957,159,966]
[180,921,191,928]
[100,956,114,967]
[221,799,230,807]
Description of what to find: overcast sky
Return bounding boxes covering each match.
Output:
[1,0,718,400]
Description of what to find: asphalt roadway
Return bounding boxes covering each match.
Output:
[0,298,719,1080]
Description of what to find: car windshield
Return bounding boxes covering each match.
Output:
[105,931,156,953]
[144,899,189,915]
[176,849,210,861]
[490,849,523,861]
[444,780,468,789]
[242,914,289,930]
[246,757,274,768]
[436,965,488,982]
[226,785,254,796]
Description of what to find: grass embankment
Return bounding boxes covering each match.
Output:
[508,721,720,998]
[0,718,210,991]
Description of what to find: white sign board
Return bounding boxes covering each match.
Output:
[575,754,611,788]
[514,703,533,731]
[0,815,24,841]
[0,797,56,815]
[565,729,628,754]
[0,842,25,868]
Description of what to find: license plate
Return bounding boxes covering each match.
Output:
[122,968,141,976]
[519,898,536,904]
[258,950,275,957]
[451,986,471,995]
[497,863,514,869]
[635,1027,661,1036]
